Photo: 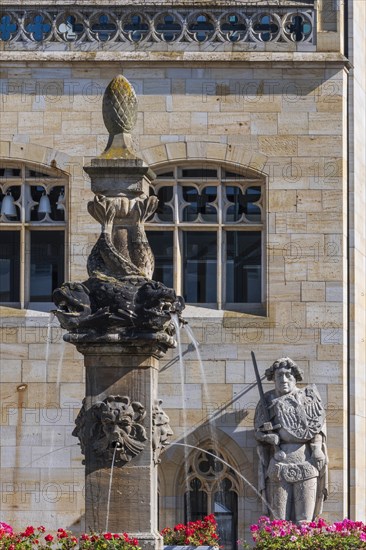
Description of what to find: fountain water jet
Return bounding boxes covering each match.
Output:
[170,442,275,517]
[105,445,118,533]
[183,324,220,455]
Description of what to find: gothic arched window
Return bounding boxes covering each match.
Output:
[146,164,265,312]
[0,162,67,309]
[183,447,239,550]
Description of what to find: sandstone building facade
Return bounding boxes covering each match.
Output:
[0,0,365,546]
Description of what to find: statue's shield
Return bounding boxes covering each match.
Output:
[272,386,325,440]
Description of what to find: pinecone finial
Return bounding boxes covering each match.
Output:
[102,75,138,136]
[100,75,139,160]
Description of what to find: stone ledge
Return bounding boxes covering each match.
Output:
[2,0,314,6]
[0,51,349,65]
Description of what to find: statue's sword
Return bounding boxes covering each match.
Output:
[251,351,280,435]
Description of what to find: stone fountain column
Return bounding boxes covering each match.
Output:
[53,76,182,550]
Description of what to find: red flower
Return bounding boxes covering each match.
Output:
[45,534,54,542]
[132,538,139,546]
[81,534,90,541]
[104,533,113,540]
[23,526,35,537]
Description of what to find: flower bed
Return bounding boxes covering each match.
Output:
[0,516,220,550]
[161,514,219,547]
[246,517,366,549]
[0,524,141,550]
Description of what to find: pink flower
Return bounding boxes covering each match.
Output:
[317,518,327,528]
[290,535,297,542]
[0,523,13,535]
[360,532,366,541]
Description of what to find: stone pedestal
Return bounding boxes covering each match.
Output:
[76,342,162,550]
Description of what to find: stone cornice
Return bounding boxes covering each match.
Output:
[1,0,315,6]
[0,51,349,65]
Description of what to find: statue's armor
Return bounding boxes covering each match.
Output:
[255,385,326,484]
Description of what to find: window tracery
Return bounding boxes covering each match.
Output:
[0,162,67,308]
[146,164,265,311]
[182,447,239,550]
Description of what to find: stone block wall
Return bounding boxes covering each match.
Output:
[0,55,357,542]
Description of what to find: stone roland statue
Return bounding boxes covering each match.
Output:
[253,356,328,522]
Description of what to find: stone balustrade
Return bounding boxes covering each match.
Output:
[0,4,315,50]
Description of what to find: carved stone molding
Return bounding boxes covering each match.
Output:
[73,395,147,464]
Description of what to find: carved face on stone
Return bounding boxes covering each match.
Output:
[152,400,173,464]
[274,367,297,396]
[92,396,147,462]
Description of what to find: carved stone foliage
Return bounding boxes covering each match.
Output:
[0,7,315,48]
[73,396,147,464]
[152,399,173,464]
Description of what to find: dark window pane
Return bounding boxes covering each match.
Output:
[0,231,20,301]
[0,167,21,177]
[226,232,261,303]
[182,186,199,221]
[214,479,238,550]
[225,186,261,223]
[156,170,174,178]
[183,231,216,303]
[185,478,207,522]
[26,169,51,178]
[155,187,173,222]
[146,231,173,288]
[30,231,64,301]
[244,186,261,222]
[181,168,217,178]
[182,186,217,222]
[223,170,244,180]
[225,186,245,222]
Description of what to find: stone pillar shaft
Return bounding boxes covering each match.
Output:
[77,344,162,550]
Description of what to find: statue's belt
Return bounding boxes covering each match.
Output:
[267,459,319,483]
